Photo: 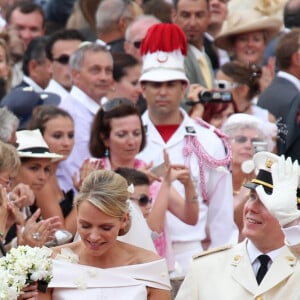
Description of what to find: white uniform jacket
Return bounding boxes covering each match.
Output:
[176,240,300,300]
[137,109,238,248]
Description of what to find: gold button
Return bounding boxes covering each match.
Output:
[286,256,295,261]
[255,296,263,300]
[233,255,240,261]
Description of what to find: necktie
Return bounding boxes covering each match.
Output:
[256,254,270,284]
[198,54,213,89]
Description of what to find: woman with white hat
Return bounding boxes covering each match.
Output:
[11,129,65,246]
[27,106,78,239]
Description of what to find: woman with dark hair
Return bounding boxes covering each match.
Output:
[216,60,276,124]
[27,105,77,237]
[107,52,145,112]
[90,97,147,171]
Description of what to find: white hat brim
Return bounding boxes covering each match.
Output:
[139,68,189,83]
[18,151,63,162]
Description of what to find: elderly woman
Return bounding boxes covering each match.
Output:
[221,113,274,240]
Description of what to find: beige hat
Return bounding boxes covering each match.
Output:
[215,10,282,51]
[16,129,63,162]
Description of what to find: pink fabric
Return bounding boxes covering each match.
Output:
[149,181,175,271]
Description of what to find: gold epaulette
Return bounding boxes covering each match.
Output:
[193,244,232,260]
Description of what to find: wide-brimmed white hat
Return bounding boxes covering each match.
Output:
[16,129,63,162]
[139,23,189,83]
[215,9,282,51]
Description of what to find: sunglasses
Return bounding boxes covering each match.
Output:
[53,54,70,65]
[102,98,135,112]
[214,80,239,90]
[130,194,152,207]
[231,135,263,144]
[131,40,142,49]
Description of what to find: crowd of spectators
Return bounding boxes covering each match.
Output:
[1,0,300,299]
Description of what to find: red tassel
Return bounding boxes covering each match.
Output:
[140,23,187,56]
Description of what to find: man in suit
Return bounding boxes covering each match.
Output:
[205,0,230,71]
[172,0,214,89]
[176,152,300,299]
[258,29,300,162]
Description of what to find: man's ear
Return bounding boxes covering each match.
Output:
[171,7,177,23]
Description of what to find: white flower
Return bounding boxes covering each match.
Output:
[127,183,135,194]
[0,245,53,299]
[55,248,79,264]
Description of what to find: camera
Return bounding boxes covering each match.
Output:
[198,91,232,103]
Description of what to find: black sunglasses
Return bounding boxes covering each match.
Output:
[132,40,142,49]
[53,54,70,65]
[130,194,152,207]
[102,98,135,112]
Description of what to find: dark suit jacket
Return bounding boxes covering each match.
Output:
[258,76,300,161]
[14,80,30,89]
[204,36,219,72]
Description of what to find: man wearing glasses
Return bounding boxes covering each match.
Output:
[124,14,161,63]
[45,29,85,100]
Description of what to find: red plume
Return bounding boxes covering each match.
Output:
[140,23,187,56]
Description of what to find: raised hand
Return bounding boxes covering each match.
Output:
[256,155,300,226]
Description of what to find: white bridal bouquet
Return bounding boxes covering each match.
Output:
[0,245,53,300]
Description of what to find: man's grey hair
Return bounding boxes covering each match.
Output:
[0,107,19,143]
[69,42,113,71]
[96,0,133,34]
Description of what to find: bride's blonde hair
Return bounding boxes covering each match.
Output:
[75,170,131,235]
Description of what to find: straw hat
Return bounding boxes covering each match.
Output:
[214,9,282,51]
[16,129,63,162]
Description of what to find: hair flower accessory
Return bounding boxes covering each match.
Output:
[0,245,53,299]
[127,183,135,194]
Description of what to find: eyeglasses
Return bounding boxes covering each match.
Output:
[102,98,135,112]
[231,135,263,144]
[130,194,152,207]
[53,54,70,65]
[214,80,239,90]
[0,176,13,188]
[129,40,142,49]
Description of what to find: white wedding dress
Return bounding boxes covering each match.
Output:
[49,252,170,299]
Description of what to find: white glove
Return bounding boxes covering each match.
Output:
[255,155,300,226]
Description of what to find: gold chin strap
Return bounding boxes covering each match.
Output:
[251,179,273,189]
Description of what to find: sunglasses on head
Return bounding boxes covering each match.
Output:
[130,194,152,207]
[214,80,239,90]
[102,98,135,112]
[231,135,262,144]
[132,40,142,49]
[53,54,70,65]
